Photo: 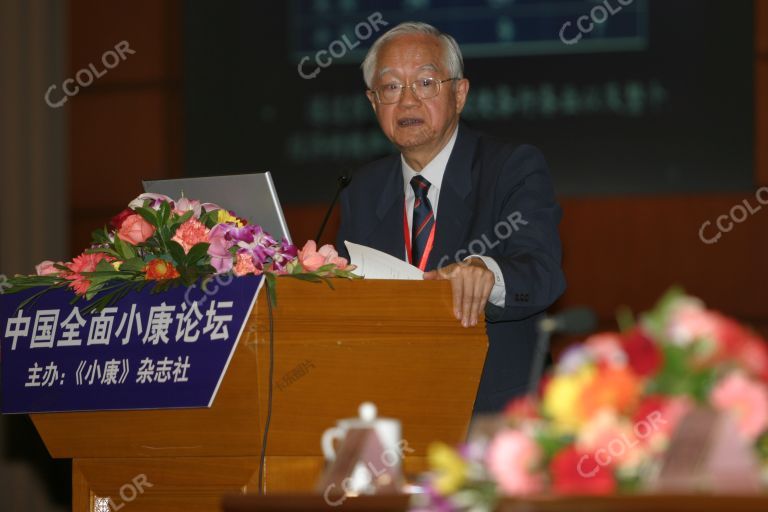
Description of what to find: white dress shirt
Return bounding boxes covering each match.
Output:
[402,127,506,307]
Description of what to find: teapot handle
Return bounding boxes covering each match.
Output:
[321,426,344,461]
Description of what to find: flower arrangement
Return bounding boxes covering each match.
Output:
[422,289,768,510]
[6,193,358,311]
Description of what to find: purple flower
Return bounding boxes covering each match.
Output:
[232,225,278,266]
[207,223,236,273]
[270,239,299,274]
[206,223,293,275]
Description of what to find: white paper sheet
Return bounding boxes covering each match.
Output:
[344,241,423,280]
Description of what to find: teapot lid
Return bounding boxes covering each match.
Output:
[358,402,377,422]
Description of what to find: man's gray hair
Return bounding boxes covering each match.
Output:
[361,21,464,89]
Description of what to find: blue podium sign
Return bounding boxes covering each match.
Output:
[0,275,263,414]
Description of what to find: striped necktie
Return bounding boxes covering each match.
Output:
[410,175,434,267]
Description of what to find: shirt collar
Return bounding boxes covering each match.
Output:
[401,126,459,196]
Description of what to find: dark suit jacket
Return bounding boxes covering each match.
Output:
[336,124,566,413]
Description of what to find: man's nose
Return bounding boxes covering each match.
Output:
[398,84,421,106]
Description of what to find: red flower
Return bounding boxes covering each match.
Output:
[738,338,768,381]
[110,208,134,230]
[504,395,539,421]
[713,314,751,358]
[622,328,662,377]
[631,394,665,425]
[64,252,114,295]
[550,444,617,495]
[144,259,180,280]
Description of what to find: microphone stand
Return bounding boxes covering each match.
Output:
[315,173,351,243]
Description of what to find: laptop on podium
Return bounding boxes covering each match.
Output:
[142,172,292,244]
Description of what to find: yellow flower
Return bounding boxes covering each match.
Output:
[111,261,123,271]
[542,366,596,432]
[427,442,467,495]
[216,209,244,226]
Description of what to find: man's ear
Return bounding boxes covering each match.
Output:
[454,78,470,114]
[366,90,378,114]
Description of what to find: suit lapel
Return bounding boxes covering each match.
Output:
[427,125,479,270]
[368,157,406,260]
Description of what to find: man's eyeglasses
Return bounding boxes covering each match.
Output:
[369,77,459,104]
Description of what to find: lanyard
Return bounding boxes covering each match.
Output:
[403,201,436,271]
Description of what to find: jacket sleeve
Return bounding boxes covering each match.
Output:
[484,144,566,323]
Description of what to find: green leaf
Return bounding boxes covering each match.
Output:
[85,247,122,259]
[120,257,146,273]
[134,206,158,226]
[167,240,187,266]
[286,273,323,283]
[265,272,277,308]
[186,242,210,265]
[534,431,573,463]
[159,200,171,227]
[616,305,635,333]
[91,227,111,244]
[170,210,194,235]
[113,235,137,260]
[95,260,116,272]
[201,209,220,229]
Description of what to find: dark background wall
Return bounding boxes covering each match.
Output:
[184,0,755,202]
[66,0,768,336]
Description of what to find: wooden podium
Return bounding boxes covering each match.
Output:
[28,278,488,511]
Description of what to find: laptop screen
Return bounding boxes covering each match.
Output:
[142,172,292,244]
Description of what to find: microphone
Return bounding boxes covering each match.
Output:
[315,172,352,243]
[538,307,597,335]
[528,307,597,397]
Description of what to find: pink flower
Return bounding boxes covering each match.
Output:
[485,429,543,495]
[585,333,627,369]
[298,240,349,271]
[35,260,62,276]
[172,218,210,253]
[711,372,768,440]
[174,197,222,218]
[207,224,235,274]
[128,193,173,210]
[667,301,720,346]
[117,214,155,245]
[233,252,262,276]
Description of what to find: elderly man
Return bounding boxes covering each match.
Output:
[336,22,566,412]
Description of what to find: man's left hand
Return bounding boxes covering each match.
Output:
[423,257,494,327]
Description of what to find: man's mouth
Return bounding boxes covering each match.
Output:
[397,118,424,127]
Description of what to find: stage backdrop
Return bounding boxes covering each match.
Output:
[183,0,754,203]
